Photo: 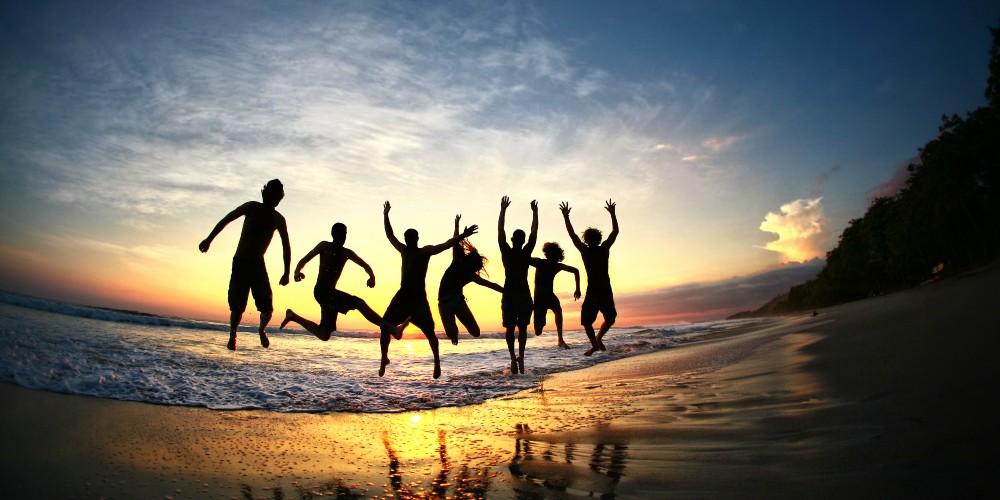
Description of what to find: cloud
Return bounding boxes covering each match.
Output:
[758,197,827,262]
[811,164,841,197]
[616,259,825,324]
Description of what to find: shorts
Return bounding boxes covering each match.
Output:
[228,257,272,313]
[581,287,616,326]
[315,287,363,330]
[384,289,434,332]
[502,288,534,329]
[533,293,560,328]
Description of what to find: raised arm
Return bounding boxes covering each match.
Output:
[346,249,377,288]
[277,215,291,286]
[452,214,463,260]
[198,202,250,252]
[559,202,584,251]
[603,199,619,248]
[525,200,539,253]
[383,201,405,252]
[427,224,479,255]
[498,196,510,250]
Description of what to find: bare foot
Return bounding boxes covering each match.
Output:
[510,359,518,375]
[598,340,607,351]
[446,330,458,346]
[516,355,525,374]
[583,347,596,356]
[227,334,237,351]
[433,364,441,379]
[393,317,410,341]
[557,339,570,349]
[279,309,294,329]
[259,332,270,348]
[379,357,390,377]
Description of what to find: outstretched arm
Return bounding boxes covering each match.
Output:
[471,275,504,293]
[428,225,479,255]
[293,242,323,282]
[559,202,584,251]
[603,199,619,248]
[498,196,510,250]
[198,202,250,252]
[277,215,291,286]
[525,200,539,253]
[383,201,405,252]
[347,249,377,288]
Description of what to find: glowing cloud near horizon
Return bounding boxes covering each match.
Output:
[759,197,827,262]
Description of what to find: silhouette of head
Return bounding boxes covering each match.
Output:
[582,228,603,247]
[404,228,419,247]
[511,229,526,248]
[331,223,347,247]
[261,179,284,207]
[542,242,565,262]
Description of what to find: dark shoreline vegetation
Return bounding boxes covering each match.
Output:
[732,22,1000,319]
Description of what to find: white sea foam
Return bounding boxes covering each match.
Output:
[0,294,762,413]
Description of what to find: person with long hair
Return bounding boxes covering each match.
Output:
[438,214,504,345]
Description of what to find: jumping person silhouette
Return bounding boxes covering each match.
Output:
[279,222,407,341]
[199,179,291,350]
[559,200,619,356]
[438,214,504,345]
[498,196,538,374]
[529,242,581,349]
[381,201,477,379]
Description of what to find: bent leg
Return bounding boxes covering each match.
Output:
[357,300,405,341]
[281,309,332,341]
[439,302,460,345]
[454,303,481,338]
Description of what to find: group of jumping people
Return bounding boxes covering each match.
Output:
[199,179,618,379]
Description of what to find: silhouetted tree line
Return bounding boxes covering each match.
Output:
[785,22,1000,310]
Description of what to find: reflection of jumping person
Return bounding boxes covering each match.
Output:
[382,201,478,379]
[279,223,407,341]
[439,214,504,345]
[559,200,619,356]
[498,196,538,375]
[199,179,291,350]
[530,242,581,349]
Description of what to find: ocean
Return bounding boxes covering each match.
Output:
[0,291,761,413]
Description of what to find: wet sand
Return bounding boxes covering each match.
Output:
[2,264,997,498]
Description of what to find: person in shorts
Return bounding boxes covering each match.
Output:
[199,179,291,350]
[381,201,478,379]
[280,223,406,341]
[498,196,538,375]
[529,242,581,349]
[559,199,619,356]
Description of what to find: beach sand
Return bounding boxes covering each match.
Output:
[2,264,997,499]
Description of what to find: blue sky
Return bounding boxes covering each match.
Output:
[0,1,996,325]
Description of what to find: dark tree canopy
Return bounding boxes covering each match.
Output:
[779,22,1000,311]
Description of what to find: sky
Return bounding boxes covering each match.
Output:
[1,1,996,330]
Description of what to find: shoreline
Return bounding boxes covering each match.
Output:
[2,266,998,498]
